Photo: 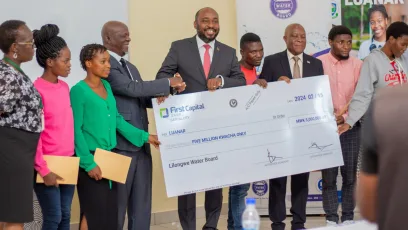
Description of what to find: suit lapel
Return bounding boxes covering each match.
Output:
[112,58,131,80]
[303,54,311,77]
[280,51,293,79]
[189,37,206,82]
[208,41,220,78]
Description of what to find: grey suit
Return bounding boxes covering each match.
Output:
[106,54,170,230]
[156,36,246,230]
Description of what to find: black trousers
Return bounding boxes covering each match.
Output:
[268,173,309,230]
[115,149,152,230]
[178,189,223,230]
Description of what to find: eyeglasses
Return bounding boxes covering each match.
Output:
[16,41,35,48]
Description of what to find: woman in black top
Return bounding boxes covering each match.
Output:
[0,20,42,230]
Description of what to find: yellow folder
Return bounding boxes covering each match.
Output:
[94,148,132,184]
[36,155,80,185]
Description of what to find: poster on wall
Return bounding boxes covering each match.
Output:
[319,0,407,59]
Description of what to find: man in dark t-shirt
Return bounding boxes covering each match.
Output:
[358,85,408,230]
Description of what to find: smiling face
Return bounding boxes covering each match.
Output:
[194,8,220,43]
[105,22,131,56]
[284,24,306,55]
[370,11,388,41]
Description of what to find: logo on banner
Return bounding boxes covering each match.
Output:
[270,0,297,19]
[252,181,268,196]
[332,1,339,19]
[317,179,323,191]
[160,108,169,118]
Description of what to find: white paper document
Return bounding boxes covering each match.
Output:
[152,75,343,197]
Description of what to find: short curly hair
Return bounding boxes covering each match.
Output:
[79,44,107,71]
[386,21,408,41]
[328,25,352,41]
[0,20,26,53]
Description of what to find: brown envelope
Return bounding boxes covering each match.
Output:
[94,148,131,184]
[36,156,80,185]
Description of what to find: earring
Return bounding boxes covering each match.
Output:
[13,53,18,59]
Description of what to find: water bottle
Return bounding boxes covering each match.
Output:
[242,197,260,230]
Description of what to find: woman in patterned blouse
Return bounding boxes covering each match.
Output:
[0,20,42,230]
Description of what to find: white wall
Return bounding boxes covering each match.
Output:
[1,0,128,87]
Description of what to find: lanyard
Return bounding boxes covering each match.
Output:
[3,57,27,76]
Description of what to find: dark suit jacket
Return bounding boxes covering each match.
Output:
[106,56,170,152]
[260,50,324,82]
[156,36,246,93]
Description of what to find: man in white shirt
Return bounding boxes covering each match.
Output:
[101,21,185,230]
[259,23,324,230]
[156,7,246,230]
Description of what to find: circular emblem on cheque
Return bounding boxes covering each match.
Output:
[229,99,238,108]
[270,0,297,19]
[252,180,268,196]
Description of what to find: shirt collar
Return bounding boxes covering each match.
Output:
[196,35,215,49]
[108,50,128,63]
[328,51,340,64]
[328,51,353,65]
[287,50,303,61]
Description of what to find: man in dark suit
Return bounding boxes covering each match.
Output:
[258,23,324,230]
[156,7,246,230]
[101,21,185,230]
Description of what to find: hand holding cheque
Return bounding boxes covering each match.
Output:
[152,75,343,197]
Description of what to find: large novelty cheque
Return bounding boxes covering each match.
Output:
[153,75,343,197]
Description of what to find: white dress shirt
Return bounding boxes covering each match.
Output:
[108,50,134,81]
[287,50,304,78]
[195,35,224,87]
[196,35,215,65]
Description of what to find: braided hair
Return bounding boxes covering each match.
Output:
[33,24,67,68]
[79,44,107,71]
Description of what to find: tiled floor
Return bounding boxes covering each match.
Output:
[150,213,362,230]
